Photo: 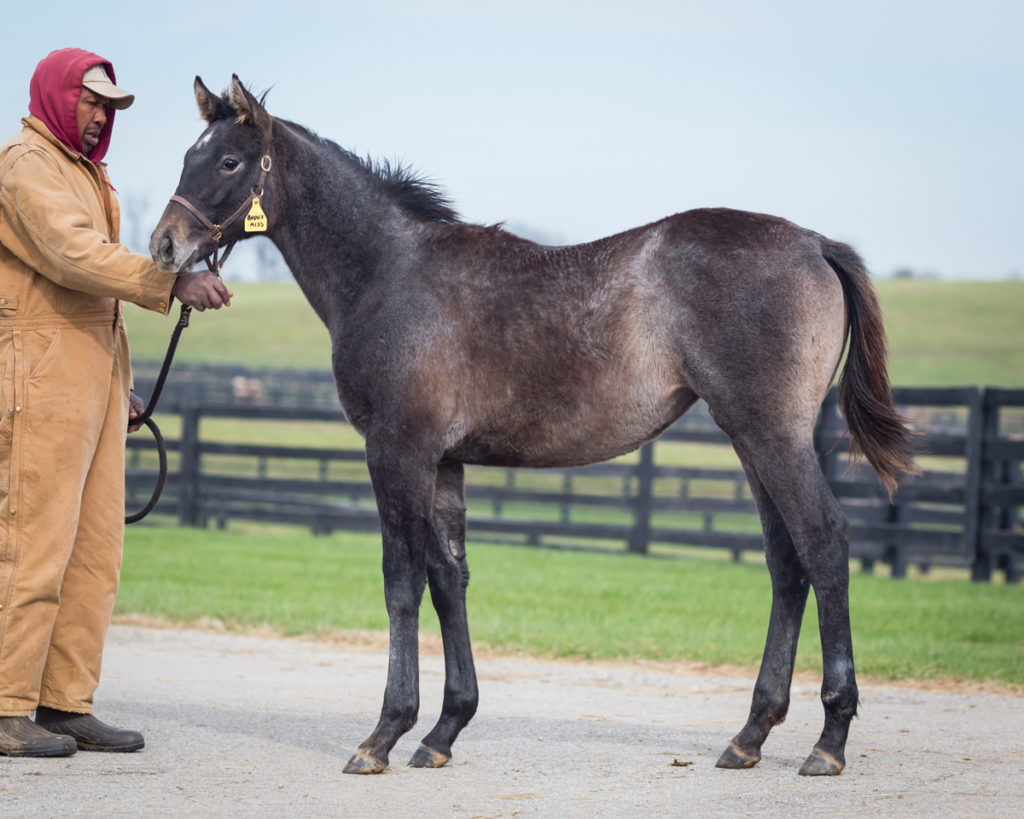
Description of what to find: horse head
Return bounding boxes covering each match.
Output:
[150,76,274,274]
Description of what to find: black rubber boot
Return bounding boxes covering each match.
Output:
[0,715,77,757]
[34,707,144,753]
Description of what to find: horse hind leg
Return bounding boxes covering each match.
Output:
[408,460,479,768]
[721,435,857,776]
[716,461,810,771]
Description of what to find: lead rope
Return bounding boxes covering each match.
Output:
[131,145,273,521]
[125,304,193,523]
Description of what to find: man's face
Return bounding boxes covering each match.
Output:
[76,89,110,155]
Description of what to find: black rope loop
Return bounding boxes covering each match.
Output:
[125,304,192,523]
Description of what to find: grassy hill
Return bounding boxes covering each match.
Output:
[880,279,1022,386]
[124,277,1024,387]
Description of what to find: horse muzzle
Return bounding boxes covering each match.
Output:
[150,209,203,274]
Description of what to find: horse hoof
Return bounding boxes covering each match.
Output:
[408,744,451,768]
[343,749,389,775]
[799,748,844,776]
[715,741,760,769]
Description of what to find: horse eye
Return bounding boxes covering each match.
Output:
[221,157,240,171]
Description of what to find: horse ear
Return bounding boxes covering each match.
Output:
[228,75,270,132]
[194,76,231,123]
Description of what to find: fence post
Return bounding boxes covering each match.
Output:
[885,478,911,579]
[1002,456,1022,583]
[628,443,655,554]
[177,404,201,527]
[963,388,991,581]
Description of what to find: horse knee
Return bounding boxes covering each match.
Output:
[384,591,423,620]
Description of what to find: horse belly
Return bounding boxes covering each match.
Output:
[552,385,696,466]
[450,377,695,469]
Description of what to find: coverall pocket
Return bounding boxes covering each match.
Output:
[22,328,60,379]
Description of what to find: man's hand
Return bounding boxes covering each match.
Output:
[171,271,234,311]
[128,390,145,433]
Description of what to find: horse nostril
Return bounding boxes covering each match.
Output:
[157,234,174,265]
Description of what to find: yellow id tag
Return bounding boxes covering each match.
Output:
[244,197,268,232]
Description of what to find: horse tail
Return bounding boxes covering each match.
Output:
[821,239,918,499]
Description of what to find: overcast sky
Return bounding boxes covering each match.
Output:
[2,0,1021,279]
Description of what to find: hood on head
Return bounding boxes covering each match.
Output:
[28,47,123,162]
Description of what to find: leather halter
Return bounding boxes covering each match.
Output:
[168,152,272,273]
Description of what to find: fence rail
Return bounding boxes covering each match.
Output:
[127,364,1023,582]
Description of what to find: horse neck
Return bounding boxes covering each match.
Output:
[266,124,403,324]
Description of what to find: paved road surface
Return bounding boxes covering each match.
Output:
[1,625,1021,817]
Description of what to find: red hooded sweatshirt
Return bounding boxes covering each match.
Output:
[28,48,118,162]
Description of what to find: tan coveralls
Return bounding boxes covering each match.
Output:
[0,116,176,716]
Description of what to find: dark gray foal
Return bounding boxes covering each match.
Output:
[151,76,916,777]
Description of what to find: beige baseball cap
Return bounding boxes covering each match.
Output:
[82,65,135,109]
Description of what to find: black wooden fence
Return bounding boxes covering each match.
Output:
[127,364,1023,582]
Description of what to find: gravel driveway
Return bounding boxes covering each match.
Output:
[1,624,1020,817]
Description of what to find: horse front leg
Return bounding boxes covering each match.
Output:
[344,449,433,775]
[408,461,479,768]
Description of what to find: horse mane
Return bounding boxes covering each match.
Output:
[360,156,461,225]
[278,120,460,224]
[269,113,460,224]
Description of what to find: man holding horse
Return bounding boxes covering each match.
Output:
[0,47,232,757]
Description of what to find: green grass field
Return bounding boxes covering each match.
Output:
[125,278,1024,386]
[879,280,1024,386]
[118,527,1023,687]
